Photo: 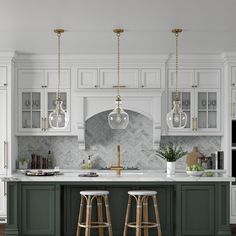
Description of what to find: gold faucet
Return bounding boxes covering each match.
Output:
[111,144,123,176]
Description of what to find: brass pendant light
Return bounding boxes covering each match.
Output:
[166,28,187,129]
[108,29,129,129]
[49,29,69,129]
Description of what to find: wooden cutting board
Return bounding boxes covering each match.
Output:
[186,146,203,166]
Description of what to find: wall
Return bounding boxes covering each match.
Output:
[18,111,221,170]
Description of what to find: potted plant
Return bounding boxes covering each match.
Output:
[156,143,187,175]
[19,157,30,169]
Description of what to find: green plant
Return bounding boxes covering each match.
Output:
[156,142,187,162]
[19,157,30,164]
[186,164,204,171]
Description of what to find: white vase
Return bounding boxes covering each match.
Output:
[166,162,175,175]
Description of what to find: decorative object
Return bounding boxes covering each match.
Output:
[108,29,129,129]
[186,146,203,166]
[186,164,204,177]
[156,142,187,175]
[167,28,187,129]
[49,29,69,129]
[19,157,30,169]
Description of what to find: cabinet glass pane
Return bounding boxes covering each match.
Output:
[22,92,31,110]
[172,92,191,128]
[197,91,217,129]
[22,111,31,128]
[32,93,41,111]
[32,111,40,128]
[48,92,67,111]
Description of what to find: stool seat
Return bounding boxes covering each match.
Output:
[128,190,157,196]
[80,190,109,196]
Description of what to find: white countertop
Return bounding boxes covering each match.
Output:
[2,169,235,182]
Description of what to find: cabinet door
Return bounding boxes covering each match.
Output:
[18,70,44,89]
[181,185,215,235]
[45,69,71,89]
[0,181,6,221]
[168,69,194,89]
[196,90,220,131]
[0,67,7,87]
[0,90,7,174]
[77,69,98,88]
[140,69,161,88]
[195,69,221,88]
[232,89,236,119]
[232,67,236,87]
[169,91,193,131]
[45,90,71,132]
[231,186,236,217]
[18,89,44,132]
[100,68,139,88]
[21,185,56,235]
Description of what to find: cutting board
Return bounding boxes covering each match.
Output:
[186,146,203,166]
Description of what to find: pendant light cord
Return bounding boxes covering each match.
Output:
[57,32,61,100]
[175,31,179,101]
[117,32,120,97]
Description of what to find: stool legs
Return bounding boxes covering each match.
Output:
[136,196,142,236]
[97,196,104,236]
[85,196,92,236]
[152,195,162,236]
[143,196,149,236]
[123,195,132,236]
[76,196,85,236]
[104,195,113,236]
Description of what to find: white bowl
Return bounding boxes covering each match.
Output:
[186,171,204,177]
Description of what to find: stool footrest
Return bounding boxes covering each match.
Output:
[127,221,160,229]
[79,222,110,229]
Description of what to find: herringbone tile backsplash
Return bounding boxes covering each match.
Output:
[18,111,221,170]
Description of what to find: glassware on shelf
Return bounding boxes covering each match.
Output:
[201,100,206,108]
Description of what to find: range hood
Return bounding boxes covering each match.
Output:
[75,90,162,150]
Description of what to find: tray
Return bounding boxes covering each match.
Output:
[25,171,55,176]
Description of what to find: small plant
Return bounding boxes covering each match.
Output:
[19,157,30,164]
[156,142,187,162]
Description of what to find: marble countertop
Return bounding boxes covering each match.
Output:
[2,169,235,182]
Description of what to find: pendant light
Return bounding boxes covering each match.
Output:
[166,29,187,129]
[108,29,129,129]
[49,29,69,129]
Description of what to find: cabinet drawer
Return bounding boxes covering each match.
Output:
[0,67,7,87]
[99,69,139,88]
[77,69,98,88]
[18,70,44,89]
[195,69,221,88]
[140,69,161,88]
[46,69,71,89]
[168,69,194,89]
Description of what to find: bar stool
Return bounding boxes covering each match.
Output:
[76,190,113,236]
[123,190,162,236]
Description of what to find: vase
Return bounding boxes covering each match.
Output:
[166,161,175,175]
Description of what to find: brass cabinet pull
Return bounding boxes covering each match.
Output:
[4,141,8,168]
[195,117,198,131]
[232,102,236,117]
[141,85,145,88]
[4,181,7,196]
[44,118,47,131]
[192,117,195,131]
[94,85,98,88]
[112,85,126,88]
[41,117,44,131]
[3,83,7,86]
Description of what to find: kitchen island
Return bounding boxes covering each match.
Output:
[4,170,234,236]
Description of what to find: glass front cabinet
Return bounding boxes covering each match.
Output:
[168,89,220,134]
[17,69,71,134]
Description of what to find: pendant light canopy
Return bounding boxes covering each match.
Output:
[49,29,69,129]
[108,29,129,129]
[166,29,187,129]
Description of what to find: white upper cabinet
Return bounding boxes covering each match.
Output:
[0,67,7,88]
[45,70,70,89]
[18,70,44,89]
[168,69,194,89]
[140,69,161,88]
[99,69,139,88]
[195,70,221,88]
[232,89,236,119]
[77,69,98,88]
[232,67,236,87]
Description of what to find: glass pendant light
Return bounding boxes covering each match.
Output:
[49,29,69,129]
[167,29,187,129]
[108,29,129,129]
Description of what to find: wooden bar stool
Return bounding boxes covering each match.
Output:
[76,190,113,236]
[123,190,162,236]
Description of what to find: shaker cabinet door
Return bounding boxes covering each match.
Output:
[0,181,6,221]
[0,67,7,87]
[18,70,45,89]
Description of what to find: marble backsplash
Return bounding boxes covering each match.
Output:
[18,111,221,170]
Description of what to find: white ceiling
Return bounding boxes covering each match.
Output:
[1,0,236,54]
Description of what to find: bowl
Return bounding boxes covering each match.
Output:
[186,171,204,177]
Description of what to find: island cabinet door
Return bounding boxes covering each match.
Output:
[181,185,215,236]
[21,184,57,235]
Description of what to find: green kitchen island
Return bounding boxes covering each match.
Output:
[4,170,234,236]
